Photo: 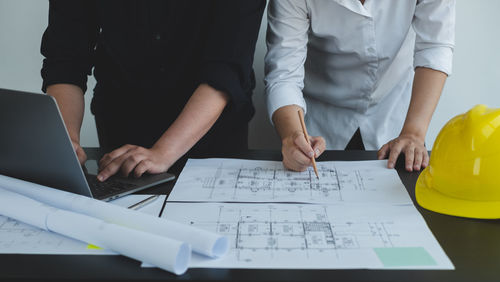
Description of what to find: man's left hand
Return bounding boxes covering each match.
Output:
[97,144,172,181]
[377,134,429,172]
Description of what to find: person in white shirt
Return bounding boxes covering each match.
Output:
[265,0,455,172]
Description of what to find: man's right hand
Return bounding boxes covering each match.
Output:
[281,131,325,172]
[271,105,326,172]
[71,140,87,165]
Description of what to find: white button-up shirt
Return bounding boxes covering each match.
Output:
[265,0,455,150]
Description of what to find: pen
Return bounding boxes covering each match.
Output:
[298,110,319,179]
[127,195,159,210]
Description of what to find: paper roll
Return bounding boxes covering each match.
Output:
[0,188,190,275]
[0,174,228,258]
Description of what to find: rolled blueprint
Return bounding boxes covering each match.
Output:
[0,188,190,275]
[0,174,228,258]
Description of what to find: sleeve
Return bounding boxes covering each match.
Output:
[264,0,310,122]
[197,0,266,110]
[40,0,99,93]
[412,0,456,75]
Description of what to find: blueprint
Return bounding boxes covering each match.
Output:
[0,194,164,255]
[162,202,453,270]
[0,215,113,254]
[167,159,412,204]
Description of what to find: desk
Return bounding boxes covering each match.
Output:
[1,148,499,282]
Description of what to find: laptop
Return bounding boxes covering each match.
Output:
[0,88,175,201]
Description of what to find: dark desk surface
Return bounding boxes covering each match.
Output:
[1,149,499,282]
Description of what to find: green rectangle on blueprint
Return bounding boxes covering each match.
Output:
[374,247,437,267]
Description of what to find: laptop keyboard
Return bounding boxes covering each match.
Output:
[85,175,139,198]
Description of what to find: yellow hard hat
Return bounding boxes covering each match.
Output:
[416,104,500,219]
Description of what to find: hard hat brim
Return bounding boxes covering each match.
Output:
[416,167,500,219]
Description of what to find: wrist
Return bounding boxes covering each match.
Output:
[151,142,179,166]
[69,133,80,144]
[400,125,426,142]
[281,130,304,145]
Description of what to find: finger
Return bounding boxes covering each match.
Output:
[404,145,415,172]
[76,148,87,165]
[377,143,389,160]
[71,142,86,165]
[134,160,152,178]
[72,141,80,152]
[294,134,314,158]
[387,142,403,169]
[99,144,136,168]
[284,160,308,172]
[120,154,146,178]
[283,159,302,172]
[99,144,136,169]
[422,150,430,168]
[413,147,424,171]
[311,137,326,158]
[291,148,313,168]
[97,152,131,181]
[282,148,311,172]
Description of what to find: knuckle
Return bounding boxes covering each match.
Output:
[131,154,141,163]
[102,166,113,175]
[294,133,306,144]
[292,151,307,164]
[388,153,399,162]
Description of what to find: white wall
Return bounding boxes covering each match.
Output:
[1,0,499,150]
[0,0,98,147]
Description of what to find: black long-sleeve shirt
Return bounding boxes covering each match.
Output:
[41,0,265,153]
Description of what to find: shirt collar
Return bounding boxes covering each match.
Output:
[332,0,372,17]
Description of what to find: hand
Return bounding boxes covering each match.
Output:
[71,140,87,166]
[97,145,173,181]
[281,131,326,172]
[377,134,429,172]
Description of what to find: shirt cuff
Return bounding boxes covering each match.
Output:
[266,83,307,124]
[198,62,250,110]
[414,46,454,76]
[41,60,89,93]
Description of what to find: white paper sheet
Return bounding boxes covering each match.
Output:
[0,194,161,256]
[167,159,412,204]
[0,188,190,274]
[0,174,228,258]
[162,202,454,270]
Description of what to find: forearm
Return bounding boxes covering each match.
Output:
[46,84,85,143]
[153,83,229,162]
[272,105,305,142]
[401,67,447,140]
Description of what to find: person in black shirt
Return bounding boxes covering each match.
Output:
[41,1,265,181]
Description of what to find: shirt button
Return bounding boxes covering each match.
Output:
[367,47,375,53]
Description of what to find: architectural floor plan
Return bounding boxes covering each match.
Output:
[168,159,412,204]
[162,203,453,269]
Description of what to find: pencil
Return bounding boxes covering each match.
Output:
[127,195,159,210]
[297,110,319,179]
